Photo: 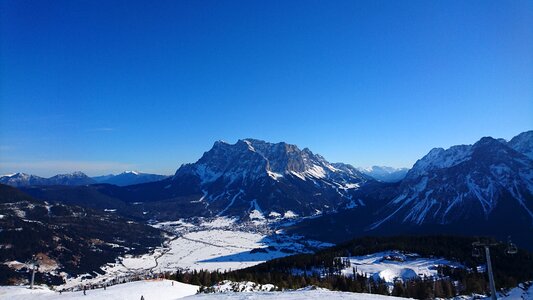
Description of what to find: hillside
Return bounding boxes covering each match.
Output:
[0,184,166,285]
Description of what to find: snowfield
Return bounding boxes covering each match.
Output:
[207,280,277,293]
[1,280,531,300]
[119,229,292,272]
[0,282,407,300]
[186,290,408,300]
[58,217,332,290]
[0,280,198,300]
[340,251,463,284]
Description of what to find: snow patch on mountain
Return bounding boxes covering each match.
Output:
[407,145,472,178]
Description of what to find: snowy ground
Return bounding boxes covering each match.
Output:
[59,217,332,290]
[185,290,408,300]
[0,280,198,300]
[339,251,463,283]
[502,282,533,299]
[1,280,531,300]
[206,280,277,293]
[0,282,408,300]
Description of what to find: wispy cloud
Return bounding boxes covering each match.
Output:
[0,160,135,177]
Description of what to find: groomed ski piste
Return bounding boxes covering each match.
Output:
[0,280,197,300]
[0,280,405,300]
[2,280,532,299]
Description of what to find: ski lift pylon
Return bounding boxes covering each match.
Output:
[506,236,518,255]
[472,247,481,258]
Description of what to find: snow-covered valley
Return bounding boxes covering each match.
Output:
[56,217,332,290]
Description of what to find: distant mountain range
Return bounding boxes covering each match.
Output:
[2,130,532,249]
[15,139,373,221]
[0,129,532,287]
[0,171,95,187]
[92,171,169,186]
[359,166,409,182]
[0,171,168,187]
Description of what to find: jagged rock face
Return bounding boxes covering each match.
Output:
[371,136,533,229]
[175,139,351,182]
[172,139,371,218]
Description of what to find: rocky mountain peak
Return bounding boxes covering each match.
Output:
[508,130,533,159]
[176,138,367,183]
[371,131,533,230]
[170,138,370,217]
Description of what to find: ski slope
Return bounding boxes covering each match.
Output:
[2,280,531,299]
[185,290,407,299]
[0,282,406,300]
[0,280,198,300]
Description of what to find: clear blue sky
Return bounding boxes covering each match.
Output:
[1,0,531,176]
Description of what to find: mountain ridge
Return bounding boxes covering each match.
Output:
[170,138,372,218]
[0,172,95,187]
[93,171,169,186]
[288,130,533,249]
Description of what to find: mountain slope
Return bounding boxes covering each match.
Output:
[370,136,533,229]
[0,173,48,187]
[0,184,166,284]
[289,131,533,250]
[508,130,533,160]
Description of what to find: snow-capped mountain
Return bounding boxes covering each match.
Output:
[288,130,533,250]
[169,139,371,218]
[0,173,48,187]
[370,134,533,229]
[47,171,96,185]
[0,172,96,187]
[93,171,168,186]
[508,130,533,160]
[359,166,409,182]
